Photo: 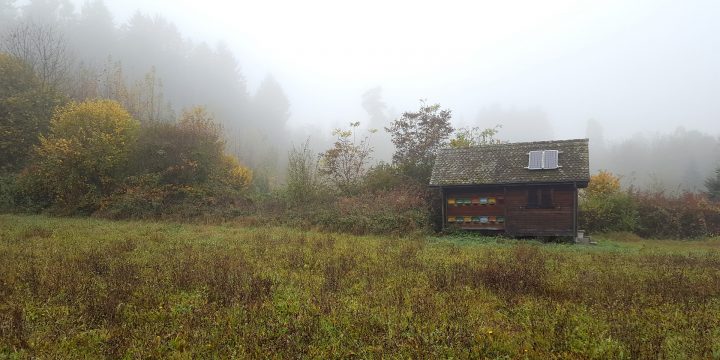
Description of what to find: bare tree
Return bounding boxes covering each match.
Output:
[1,21,71,91]
[70,58,174,124]
[130,66,174,123]
[319,122,375,194]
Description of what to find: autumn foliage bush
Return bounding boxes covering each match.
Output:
[18,100,140,214]
[579,171,639,234]
[98,107,252,219]
[633,190,719,238]
[10,100,252,219]
[581,171,720,238]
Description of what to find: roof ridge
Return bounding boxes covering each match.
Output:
[438,138,589,153]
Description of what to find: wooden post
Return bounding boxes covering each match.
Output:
[440,187,446,232]
[503,186,508,236]
[572,182,578,240]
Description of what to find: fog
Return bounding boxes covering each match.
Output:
[3,0,720,190]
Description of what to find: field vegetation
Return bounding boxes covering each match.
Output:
[2,215,720,358]
[3,9,720,358]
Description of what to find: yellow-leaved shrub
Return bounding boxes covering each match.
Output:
[20,99,139,213]
[580,170,638,233]
[219,155,253,191]
[586,170,621,197]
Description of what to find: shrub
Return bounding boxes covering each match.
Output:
[580,171,647,234]
[362,162,415,193]
[18,99,139,214]
[96,106,252,220]
[580,191,638,233]
[306,185,430,235]
[634,199,681,238]
[0,54,64,172]
[97,175,252,221]
[633,191,716,239]
[586,170,620,197]
[285,139,321,207]
[676,193,709,238]
[580,170,718,239]
[704,203,720,236]
[129,107,227,185]
[0,173,19,211]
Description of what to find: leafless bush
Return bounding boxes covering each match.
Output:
[2,21,71,91]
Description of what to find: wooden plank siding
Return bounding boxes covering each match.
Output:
[505,184,575,236]
[443,184,578,236]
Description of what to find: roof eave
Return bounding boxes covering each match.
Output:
[431,180,590,188]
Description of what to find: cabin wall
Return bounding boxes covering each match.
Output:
[504,184,575,236]
[443,184,577,237]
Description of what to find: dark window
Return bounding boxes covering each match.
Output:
[527,187,553,208]
[540,189,553,208]
[527,188,539,208]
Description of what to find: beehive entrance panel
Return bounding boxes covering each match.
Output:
[446,188,506,230]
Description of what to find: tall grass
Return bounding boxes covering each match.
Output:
[1,215,719,358]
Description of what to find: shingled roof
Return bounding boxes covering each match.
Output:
[429,139,590,187]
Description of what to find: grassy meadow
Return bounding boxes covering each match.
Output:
[1,215,720,359]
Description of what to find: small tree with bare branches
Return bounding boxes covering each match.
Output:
[319,122,375,194]
[1,21,71,91]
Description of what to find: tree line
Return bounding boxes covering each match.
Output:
[0,0,291,188]
[1,51,253,216]
[0,33,497,231]
[2,1,719,237]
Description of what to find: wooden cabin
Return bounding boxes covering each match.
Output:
[429,139,590,237]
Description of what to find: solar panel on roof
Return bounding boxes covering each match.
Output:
[544,150,559,169]
[527,150,560,170]
[528,151,543,169]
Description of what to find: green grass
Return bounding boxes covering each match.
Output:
[1,214,720,358]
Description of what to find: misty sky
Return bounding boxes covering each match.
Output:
[69,0,720,141]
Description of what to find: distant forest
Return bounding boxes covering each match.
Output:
[0,0,293,189]
[1,0,719,193]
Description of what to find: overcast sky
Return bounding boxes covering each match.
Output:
[72,0,720,141]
